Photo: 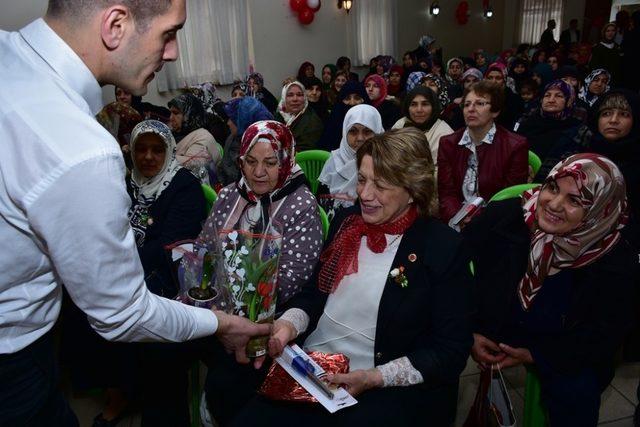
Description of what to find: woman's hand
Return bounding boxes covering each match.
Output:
[471,333,506,369]
[268,319,298,358]
[497,343,534,369]
[326,369,383,397]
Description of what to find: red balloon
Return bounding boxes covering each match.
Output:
[290,0,305,12]
[298,7,314,25]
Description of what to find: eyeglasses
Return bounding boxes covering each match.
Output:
[463,100,491,109]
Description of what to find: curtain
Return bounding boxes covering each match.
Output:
[156,0,250,92]
[348,0,397,66]
[517,0,564,45]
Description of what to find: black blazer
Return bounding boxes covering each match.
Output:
[127,168,207,297]
[463,198,637,379]
[291,206,474,389]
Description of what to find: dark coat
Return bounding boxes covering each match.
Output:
[127,168,206,297]
[560,28,581,46]
[377,99,402,130]
[463,198,637,381]
[437,125,529,222]
[275,107,324,152]
[290,206,474,420]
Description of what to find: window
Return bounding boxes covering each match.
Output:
[517,0,564,44]
[157,0,250,91]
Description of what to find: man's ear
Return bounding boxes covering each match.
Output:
[100,5,131,50]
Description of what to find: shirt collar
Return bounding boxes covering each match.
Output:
[19,19,103,115]
[459,123,497,148]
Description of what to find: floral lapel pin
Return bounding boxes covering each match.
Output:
[389,266,409,288]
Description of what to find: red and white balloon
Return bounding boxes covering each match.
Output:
[290,0,321,25]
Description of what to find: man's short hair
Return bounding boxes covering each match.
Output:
[47,0,172,31]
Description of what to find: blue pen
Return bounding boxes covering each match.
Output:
[282,346,334,399]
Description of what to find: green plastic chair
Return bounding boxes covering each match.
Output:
[489,183,541,203]
[295,150,331,195]
[528,151,542,176]
[524,367,548,427]
[318,205,330,240]
[202,184,218,214]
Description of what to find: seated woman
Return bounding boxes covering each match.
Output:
[364,74,402,130]
[326,70,349,108]
[247,72,278,114]
[387,65,405,100]
[274,81,324,152]
[317,104,384,219]
[421,73,451,110]
[392,85,454,174]
[231,128,473,427]
[441,67,483,131]
[318,81,370,151]
[218,96,274,186]
[302,76,330,123]
[516,80,582,180]
[577,68,611,111]
[464,153,635,426]
[484,62,525,130]
[438,80,529,224]
[168,93,223,183]
[201,120,323,425]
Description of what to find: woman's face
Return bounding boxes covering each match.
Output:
[365,80,382,101]
[598,108,633,142]
[513,63,526,74]
[463,90,498,129]
[389,71,401,86]
[547,56,559,71]
[604,25,617,41]
[304,65,315,78]
[532,73,542,86]
[422,78,439,94]
[403,54,414,68]
[535,177,586,235]
[322,67,333,84]
[241,142,280,196]
[589,74,609,95]
[541,88,567,114]
[134,133,166,178]
[343,93,364,106]
[168,106,184,132]
[448,61,463,79]
[536,51,546,63]
[408,94,433,125]
[285,85,305,114]
[334,75,347,91]
[115,87,133,105]
[562,76,578,90]
[306,85,322,103]
[357,155,412,225]
[346,123,375,150]
[463,76,479,90]
[475,54,486,66]
[232,88,245,99]
[248,78,259,93]
[485,70,505,87]
[375,64,385,75]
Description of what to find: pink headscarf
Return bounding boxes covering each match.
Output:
[364,74,388,108]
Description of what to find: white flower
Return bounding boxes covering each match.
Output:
[236,268,246,279]
[238,310,245,317]
[246,283,255,292]
[224,249,233,259]
[240,246,249,255]
[228,230,238,242]
[389,268,400,277]
[231,285,241,294]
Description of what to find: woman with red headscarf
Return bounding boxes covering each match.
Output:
[364,74,402,130]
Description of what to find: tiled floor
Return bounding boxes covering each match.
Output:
[65,359,640,426]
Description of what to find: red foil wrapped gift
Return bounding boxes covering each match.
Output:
[259,351,350,403]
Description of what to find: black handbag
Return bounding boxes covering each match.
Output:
[463,365,517,427]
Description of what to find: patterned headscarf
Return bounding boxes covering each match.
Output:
[364,74,388,108]
[540,79,576,120]
[128,120,183,246]
[579,68,611,107]
[461,67,483,83]
[96,101,142,148]
[167,93,205,142]
[232,82,249,96]
[188,82,221,115]
[518,153,627,310]
[445,57,464,84]
[406,71,427,93]
[276,81,309,126]
[422,73,450,108]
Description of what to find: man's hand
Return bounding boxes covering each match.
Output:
[326,369,383,397]
[497,343,534,369]
[214,310,271,365]
[471,333,506,369]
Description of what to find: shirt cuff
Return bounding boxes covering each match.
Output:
[278,308,310,337]
[376,356,424,387]
[187,305,219,339]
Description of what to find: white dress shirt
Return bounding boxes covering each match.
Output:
[0,19,218,354]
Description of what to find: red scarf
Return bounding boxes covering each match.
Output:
[318,205,418,293]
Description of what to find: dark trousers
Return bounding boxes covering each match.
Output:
[539,368,602,427]
[0,332,78,427]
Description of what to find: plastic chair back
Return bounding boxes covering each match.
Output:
[489,183,541,203]
[295,150,331,195]
[524,367,548,426]
[318,205,330,240]
[528,151,542,176]
[202,184,218,214]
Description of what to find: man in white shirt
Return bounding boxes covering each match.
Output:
[0,1,269,425]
